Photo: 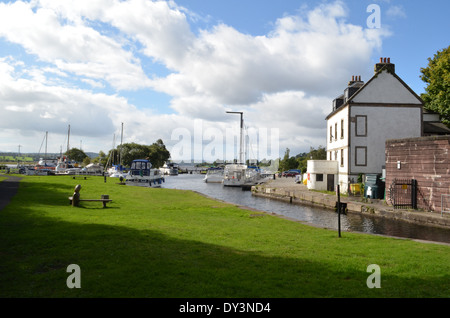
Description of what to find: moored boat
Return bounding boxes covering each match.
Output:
[160,161,179,176]
[125,159,165,188]
[223,164,247,187]
[203,167,224,183]
[108,164,126,178]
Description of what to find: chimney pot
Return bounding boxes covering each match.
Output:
[380,57,383,63]
[352,75,354,81]
[387,57,390,63]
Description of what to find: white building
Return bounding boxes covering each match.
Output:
[306,160,339,191]
[325,58,423,193]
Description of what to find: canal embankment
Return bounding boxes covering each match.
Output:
[252,177,450,229]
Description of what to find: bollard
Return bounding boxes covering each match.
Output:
[336,185,341,238]
[72,184,81,207]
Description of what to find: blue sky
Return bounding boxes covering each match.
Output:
[0,0,449,162]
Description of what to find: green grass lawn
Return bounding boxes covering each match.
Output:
[0,175,449,298]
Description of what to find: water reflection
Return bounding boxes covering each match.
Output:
[163,174,450,244]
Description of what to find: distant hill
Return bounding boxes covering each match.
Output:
[0,152,99,162]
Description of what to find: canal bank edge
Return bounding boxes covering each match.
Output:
[251,179,450,229]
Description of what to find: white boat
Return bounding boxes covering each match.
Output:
[83,163,103,175]
[223,164,247,187]
[107,164,126,178]
[38,158,58,168]
[55,156,81,175]
[203,167,224,183]
[160,162,179,176]
[125,159,165,188]
[25,167,51,176]
[244,166,262,183]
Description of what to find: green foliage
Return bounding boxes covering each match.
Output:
[278,148,298,172]
[0,155,34,162]
[296,146,327,173]
[420,45,450,127]
[82,156,91,167]
[278,146,327,173]
[92,150,107,166]
[115,139,170,168]
[65,148,88,163]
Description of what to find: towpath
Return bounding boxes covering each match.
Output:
[0,174,22,211]
[254,176,450,228]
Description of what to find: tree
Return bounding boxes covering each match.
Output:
[296,146,327,173]
[116,140,171,168]
[65,148,88,163]
[279,148,298,172]
[420,45,450,127]
[82,156,91,167]
[147,139,171,168]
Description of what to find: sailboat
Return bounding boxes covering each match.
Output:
[34,131,57,174]
[55,125,81,175]
[105,123,126,178]
[223,111,247,187]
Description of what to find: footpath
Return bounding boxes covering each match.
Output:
[0,174,22,211]
[252,177,450,229]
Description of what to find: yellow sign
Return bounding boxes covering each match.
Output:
[402,184,408,190]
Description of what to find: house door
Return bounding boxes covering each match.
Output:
[327,174,334,191]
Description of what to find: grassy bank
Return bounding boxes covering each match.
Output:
[0,175,449,298]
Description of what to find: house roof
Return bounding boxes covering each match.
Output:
[326,62,424,120]
[423,121,450,135]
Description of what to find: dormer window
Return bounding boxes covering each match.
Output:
[333,96,344,111]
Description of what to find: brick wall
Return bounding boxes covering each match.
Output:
[385,136,450,213]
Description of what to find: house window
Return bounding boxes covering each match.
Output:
[335,123,337,141]
[329,126,333,142]
[340,149,344,167]
[355,115,367,136]
[355,146,367,166]
[316,174,324,182]
[341,119,344,139]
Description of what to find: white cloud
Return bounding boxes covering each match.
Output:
[0,0,390,158]
[0,0,151,90]
[386,5,406,19]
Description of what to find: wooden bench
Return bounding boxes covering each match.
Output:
[69,196,112,208]
[69,184,112,208]
[69,197,112,208]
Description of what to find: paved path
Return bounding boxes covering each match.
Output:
[256,176,450,228]
[0,174,22,211]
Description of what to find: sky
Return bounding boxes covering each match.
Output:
[0,0,449,163]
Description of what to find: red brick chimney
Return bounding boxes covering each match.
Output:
[375,57,395,74]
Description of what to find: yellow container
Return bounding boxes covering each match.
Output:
[350,183,361,193]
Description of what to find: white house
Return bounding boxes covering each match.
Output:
[325,58,423,193]
[306,160,339,191]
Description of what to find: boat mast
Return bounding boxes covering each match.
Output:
[226,111,244,164]
[45,131,48,161]
[119,122,123,166]
[67,124,71,153]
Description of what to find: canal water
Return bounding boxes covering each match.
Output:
[164,174,450,244]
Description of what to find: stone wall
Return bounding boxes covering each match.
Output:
[385,136,450,213]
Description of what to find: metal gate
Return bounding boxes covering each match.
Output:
[442,194,450,217]
[389,179,417,209]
